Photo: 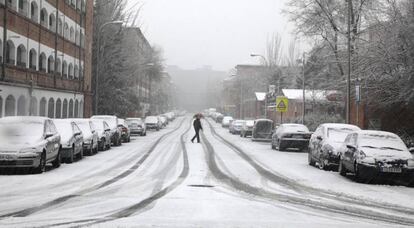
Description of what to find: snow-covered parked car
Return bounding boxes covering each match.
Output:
[91,115,122,146]
[308,123,361,171]
[222,116,233,128]
[229,120,245,135]
[126,118,147,136]
[159,115,168,127]
[91,119,112,151]
[0,117,61,174]
[53,119,84,163]
[271,124,312,152]
[240,120,255,138]
[70,119,99,156]
[118,118,131,143]
[145,116,161,131]
[338,130,414,184]
[252,119,273,142]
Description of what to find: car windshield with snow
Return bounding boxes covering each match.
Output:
[272,124,311,151]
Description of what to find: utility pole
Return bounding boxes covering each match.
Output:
[346,0,352,124]
[302,52,306,125]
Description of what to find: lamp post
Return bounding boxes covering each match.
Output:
[251,53,269,119]
[346,0,352,124]
[95,20,123,115]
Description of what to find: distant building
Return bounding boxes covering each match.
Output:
[0,0,94,118]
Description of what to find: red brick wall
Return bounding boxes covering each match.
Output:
[82,0,93,116]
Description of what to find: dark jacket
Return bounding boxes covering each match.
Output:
[193,118,203,131]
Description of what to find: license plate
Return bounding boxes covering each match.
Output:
[0,154,16,160]
[381,167,402,173]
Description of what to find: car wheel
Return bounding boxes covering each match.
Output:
[33,151,46,174]
[338,158,347,176]
[354,163,365,183]
[308,151,315,166]
[67,145,75,164]
[52,150,61,168]
[271,141,276,150]
[89,141,94,155]
[318,154,329,171]
[78,147,84,160]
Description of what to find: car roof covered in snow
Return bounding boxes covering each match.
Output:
[66,118,92,123]
[320,123,360,130]
[0,116,49,124]
[358,130,399,138]
[255,118,273,122]
[91,115,117,119]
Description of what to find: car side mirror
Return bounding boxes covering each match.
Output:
[45,133,54,139]
[316,136,323,141]
[409,147,414,154]
[74,132,81,136]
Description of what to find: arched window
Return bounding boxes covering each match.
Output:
[80,32,84,47]
[29,48,37,70]
[71,0,75,7]
[48,98,55,118]
[0,40,3,62]
[49,13,56,32]
[62,99,68,118]
[5,95,16,117]
[17,95,26,116]
[75,30,80,45]
[16,44,27,68]
[79,66,83,78]
[40,8,48,28]
[56,58,61,74]
[68,63,73,79]
[58,18,63,35]
[68,99,74,118]
[64,23,69,39]
[47,55,55,73]
[62,61,68,77]
[30,1,38,22]
[39,97,47,117]
[30,97,37,116]
[55,99,62,118]
[79,100,83,117]
[9,0,18,11]
[39,53,46,72]
[18,0,29,16]
[81,0,86,12]
[0,96,3,118]
[76,0,81,10]
[74,65,79,78]
[74,100,79,118]
[6,40,16,65]
[70,27,75,42]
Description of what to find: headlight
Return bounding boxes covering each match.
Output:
[19,148,37,153]
[408,159,414,168]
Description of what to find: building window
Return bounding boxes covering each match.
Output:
[47,56,55,73]
[8,0,17,11]
[17,95,27,116]
[49,14,56,32]
[16,44,27,68]
[5,95,16,117]
[39,97,47,117]
[29,49,37,70]
[40,8,48,28]
[48,98,55,118]
[62,99,68,118]
[0,39,3,63]
[74,65,79,78]
[0,96,3,118]
[75,30,80,45]
[69,99,74,118]
[64,23,69,39]
[62,61,68,77]
[55,99,62,118]
[70,27,75,42]
[56,58,61,75]
[58,18,63,36]
[18,0,28,16]
[30,1,38,22]
[68,63,74,79]
[39,53,46,72]
[6,40,16,65]
[74,100,79,118]
[30,97,37,116]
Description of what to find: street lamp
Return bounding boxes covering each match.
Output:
[251,53,269,119]
[95,20,123,115]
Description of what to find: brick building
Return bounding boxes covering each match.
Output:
[0,0,93,118]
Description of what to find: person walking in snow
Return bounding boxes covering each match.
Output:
[191,114,203,143]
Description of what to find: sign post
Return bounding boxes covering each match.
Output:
[276,96,288,124]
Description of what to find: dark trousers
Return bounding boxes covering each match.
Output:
[191,129,200,143]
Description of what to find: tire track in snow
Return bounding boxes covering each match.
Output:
[205,119,414,217]
[201,125,414,226]
[0,117,188,219]
[36,120,192,228]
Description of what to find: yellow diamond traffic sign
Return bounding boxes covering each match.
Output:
[276,96,288,113]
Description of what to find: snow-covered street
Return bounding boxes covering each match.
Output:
[0,116,413,227]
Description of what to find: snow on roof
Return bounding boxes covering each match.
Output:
[282,89,336,101]
[255,92,266,101]
[321,123,361,130]
[359,130,398,137]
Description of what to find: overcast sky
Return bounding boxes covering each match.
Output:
[127,0,300,71]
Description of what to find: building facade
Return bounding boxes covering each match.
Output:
[0,0,93,118]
